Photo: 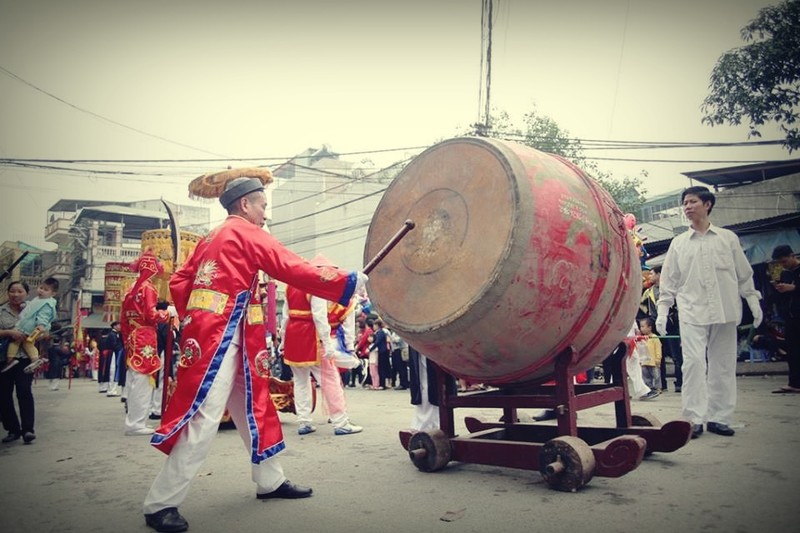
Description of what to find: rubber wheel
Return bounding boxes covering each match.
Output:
[539,436,596,492]
[631,413,661,456]
[631,413,661,428]
[408,429,452,472]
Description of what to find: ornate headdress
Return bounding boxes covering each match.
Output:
[128,250,163,293]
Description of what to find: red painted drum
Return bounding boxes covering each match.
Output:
[363,137,641,386]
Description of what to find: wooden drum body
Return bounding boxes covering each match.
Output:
[363,137,641,386]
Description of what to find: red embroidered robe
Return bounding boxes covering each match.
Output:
[151,215,358,463]
[121,279,167,376]
[283,286,355,367]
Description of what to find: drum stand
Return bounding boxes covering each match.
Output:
[398,345,692,491]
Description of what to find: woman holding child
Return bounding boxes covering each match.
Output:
[0,281,37,444]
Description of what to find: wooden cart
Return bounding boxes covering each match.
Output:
[399,345,691,492]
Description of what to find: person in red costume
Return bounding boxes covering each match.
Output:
[121,251,169,436]
[281,255,363,436]
[142,170,367,533]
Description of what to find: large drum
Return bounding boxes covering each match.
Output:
[140,229,203,302]
[363,137,641,386]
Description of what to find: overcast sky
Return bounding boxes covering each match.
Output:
[0,0,791,250]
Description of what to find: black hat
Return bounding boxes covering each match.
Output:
[219,177,265,209]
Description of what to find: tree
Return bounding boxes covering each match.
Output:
[701,0,800,151]
[474,105,648,218]
[593,173,649,218]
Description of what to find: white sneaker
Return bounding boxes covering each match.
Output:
[298,424,317,435]
[124,427,155,436]
[1,359,19,373]
[23,358,45,374]
[334,423,363,435]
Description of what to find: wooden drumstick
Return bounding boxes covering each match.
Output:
[363,219,415,275]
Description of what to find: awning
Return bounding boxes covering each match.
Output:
[79,313,111,330]
[646,226,800,267]
[682,158,800,189]
[645,212,800,259]
[73,205,168,241]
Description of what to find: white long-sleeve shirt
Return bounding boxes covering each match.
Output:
[657,224,760,326]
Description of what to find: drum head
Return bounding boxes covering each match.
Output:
[364,138,527,332]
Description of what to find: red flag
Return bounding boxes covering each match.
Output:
[266,280,277,336]
[73,290,84,351]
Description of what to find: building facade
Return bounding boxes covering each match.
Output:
[43,198,209,334]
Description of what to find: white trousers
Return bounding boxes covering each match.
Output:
[627,345,651,398]
[143,331,285,514]
[125,370,152,433]
[680,321,738,426]
[410,354,439,432]
[150,370,163,416]
[292,359,349,428]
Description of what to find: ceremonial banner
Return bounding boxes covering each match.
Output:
[102,262,138,323]
[140,229,202,302]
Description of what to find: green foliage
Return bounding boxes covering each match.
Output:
[594,173,649,218]
[471,104,648,217]
[701,0,800,151]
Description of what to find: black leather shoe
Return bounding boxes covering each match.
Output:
[533,409,558,422]
[22,432,36,444]
[707,422,735,436]
[691,424,704,439]
[144,507,188,532]
[2,433,20,443]
[256,480,313,500]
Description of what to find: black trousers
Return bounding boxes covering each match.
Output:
[348,360,366,386]
[786,317,800,389]
[660,337,683,389]
[378,350,392,386]
[98,350,113,383]
[114,350,127,387]
[0,357,35,435]
[390,349,409,388]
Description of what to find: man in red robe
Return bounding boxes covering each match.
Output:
[120,251,168,436]
[281,255,363,436]
[143,172,365,533]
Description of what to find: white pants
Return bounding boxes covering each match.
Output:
[143,330,285,514]
[680,321,738,426]
[627,345,651,399]
[125,370,153,433]
[410,354,439,431]
[292,359,349,428]
[150,370,163,416]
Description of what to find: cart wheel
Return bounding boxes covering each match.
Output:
[631,413,661,456]
[408,429,451,472]
[539,436,596,492]
[631,413,661,428]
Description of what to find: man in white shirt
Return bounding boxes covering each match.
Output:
[657,186,762,439]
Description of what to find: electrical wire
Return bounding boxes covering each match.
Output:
[0,65,232,158]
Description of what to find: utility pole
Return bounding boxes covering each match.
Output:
[474,0,494,136]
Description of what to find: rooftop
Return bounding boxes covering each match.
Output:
[682,158,800,190]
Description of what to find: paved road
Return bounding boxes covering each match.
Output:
[1,374,798,533]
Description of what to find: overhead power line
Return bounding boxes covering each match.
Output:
[0,146,429,164]
[0,65,231,158]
